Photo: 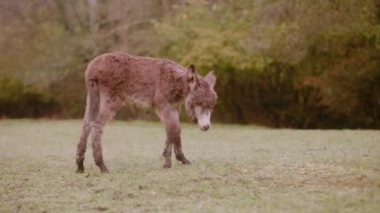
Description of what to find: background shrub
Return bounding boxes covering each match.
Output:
[0,77,60,118]
[0,0,379,128]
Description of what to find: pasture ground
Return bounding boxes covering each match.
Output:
[0,120,379,212]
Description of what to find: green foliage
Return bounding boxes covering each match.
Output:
[297,27,380,128]
[153,0,265,71]
[152,0,380,128]
[154,0,377,67]
[0,0,379,128]
[0,77,60,118]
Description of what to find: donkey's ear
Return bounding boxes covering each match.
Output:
[187,64,199,90]
[204,70,216,87]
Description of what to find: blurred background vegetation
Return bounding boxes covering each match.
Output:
[0,0,379,128]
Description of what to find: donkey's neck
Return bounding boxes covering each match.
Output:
[180,75,191,98]
[165,61,191,99]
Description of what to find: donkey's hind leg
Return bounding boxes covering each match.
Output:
[76,121,91,173]
[76,97,92,173]
[91,95,123,173]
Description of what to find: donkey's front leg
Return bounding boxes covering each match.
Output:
[168,111,190,165]
[162,140,173,168]
[157,107,190,168]
[174,137,191,165]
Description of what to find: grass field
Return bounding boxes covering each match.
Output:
[0,120,379,212]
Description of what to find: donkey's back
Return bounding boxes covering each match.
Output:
[86,52,186,108]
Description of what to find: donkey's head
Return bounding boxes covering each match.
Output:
[185,64,217,131]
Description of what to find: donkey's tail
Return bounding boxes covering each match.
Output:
[84,78,100,122]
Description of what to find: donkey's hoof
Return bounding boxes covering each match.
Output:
[96,162,109,173]
[163,163,171,169]
[100,167,109,173]
[76,168,84,174]
[176,155,191,165]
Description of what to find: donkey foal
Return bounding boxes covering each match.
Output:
[76,52,217,173]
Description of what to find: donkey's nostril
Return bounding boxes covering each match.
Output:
[201,125,210,131]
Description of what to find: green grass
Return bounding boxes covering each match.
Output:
[0,120,379,212]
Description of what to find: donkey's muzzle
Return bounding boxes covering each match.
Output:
[200,124,210,131]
